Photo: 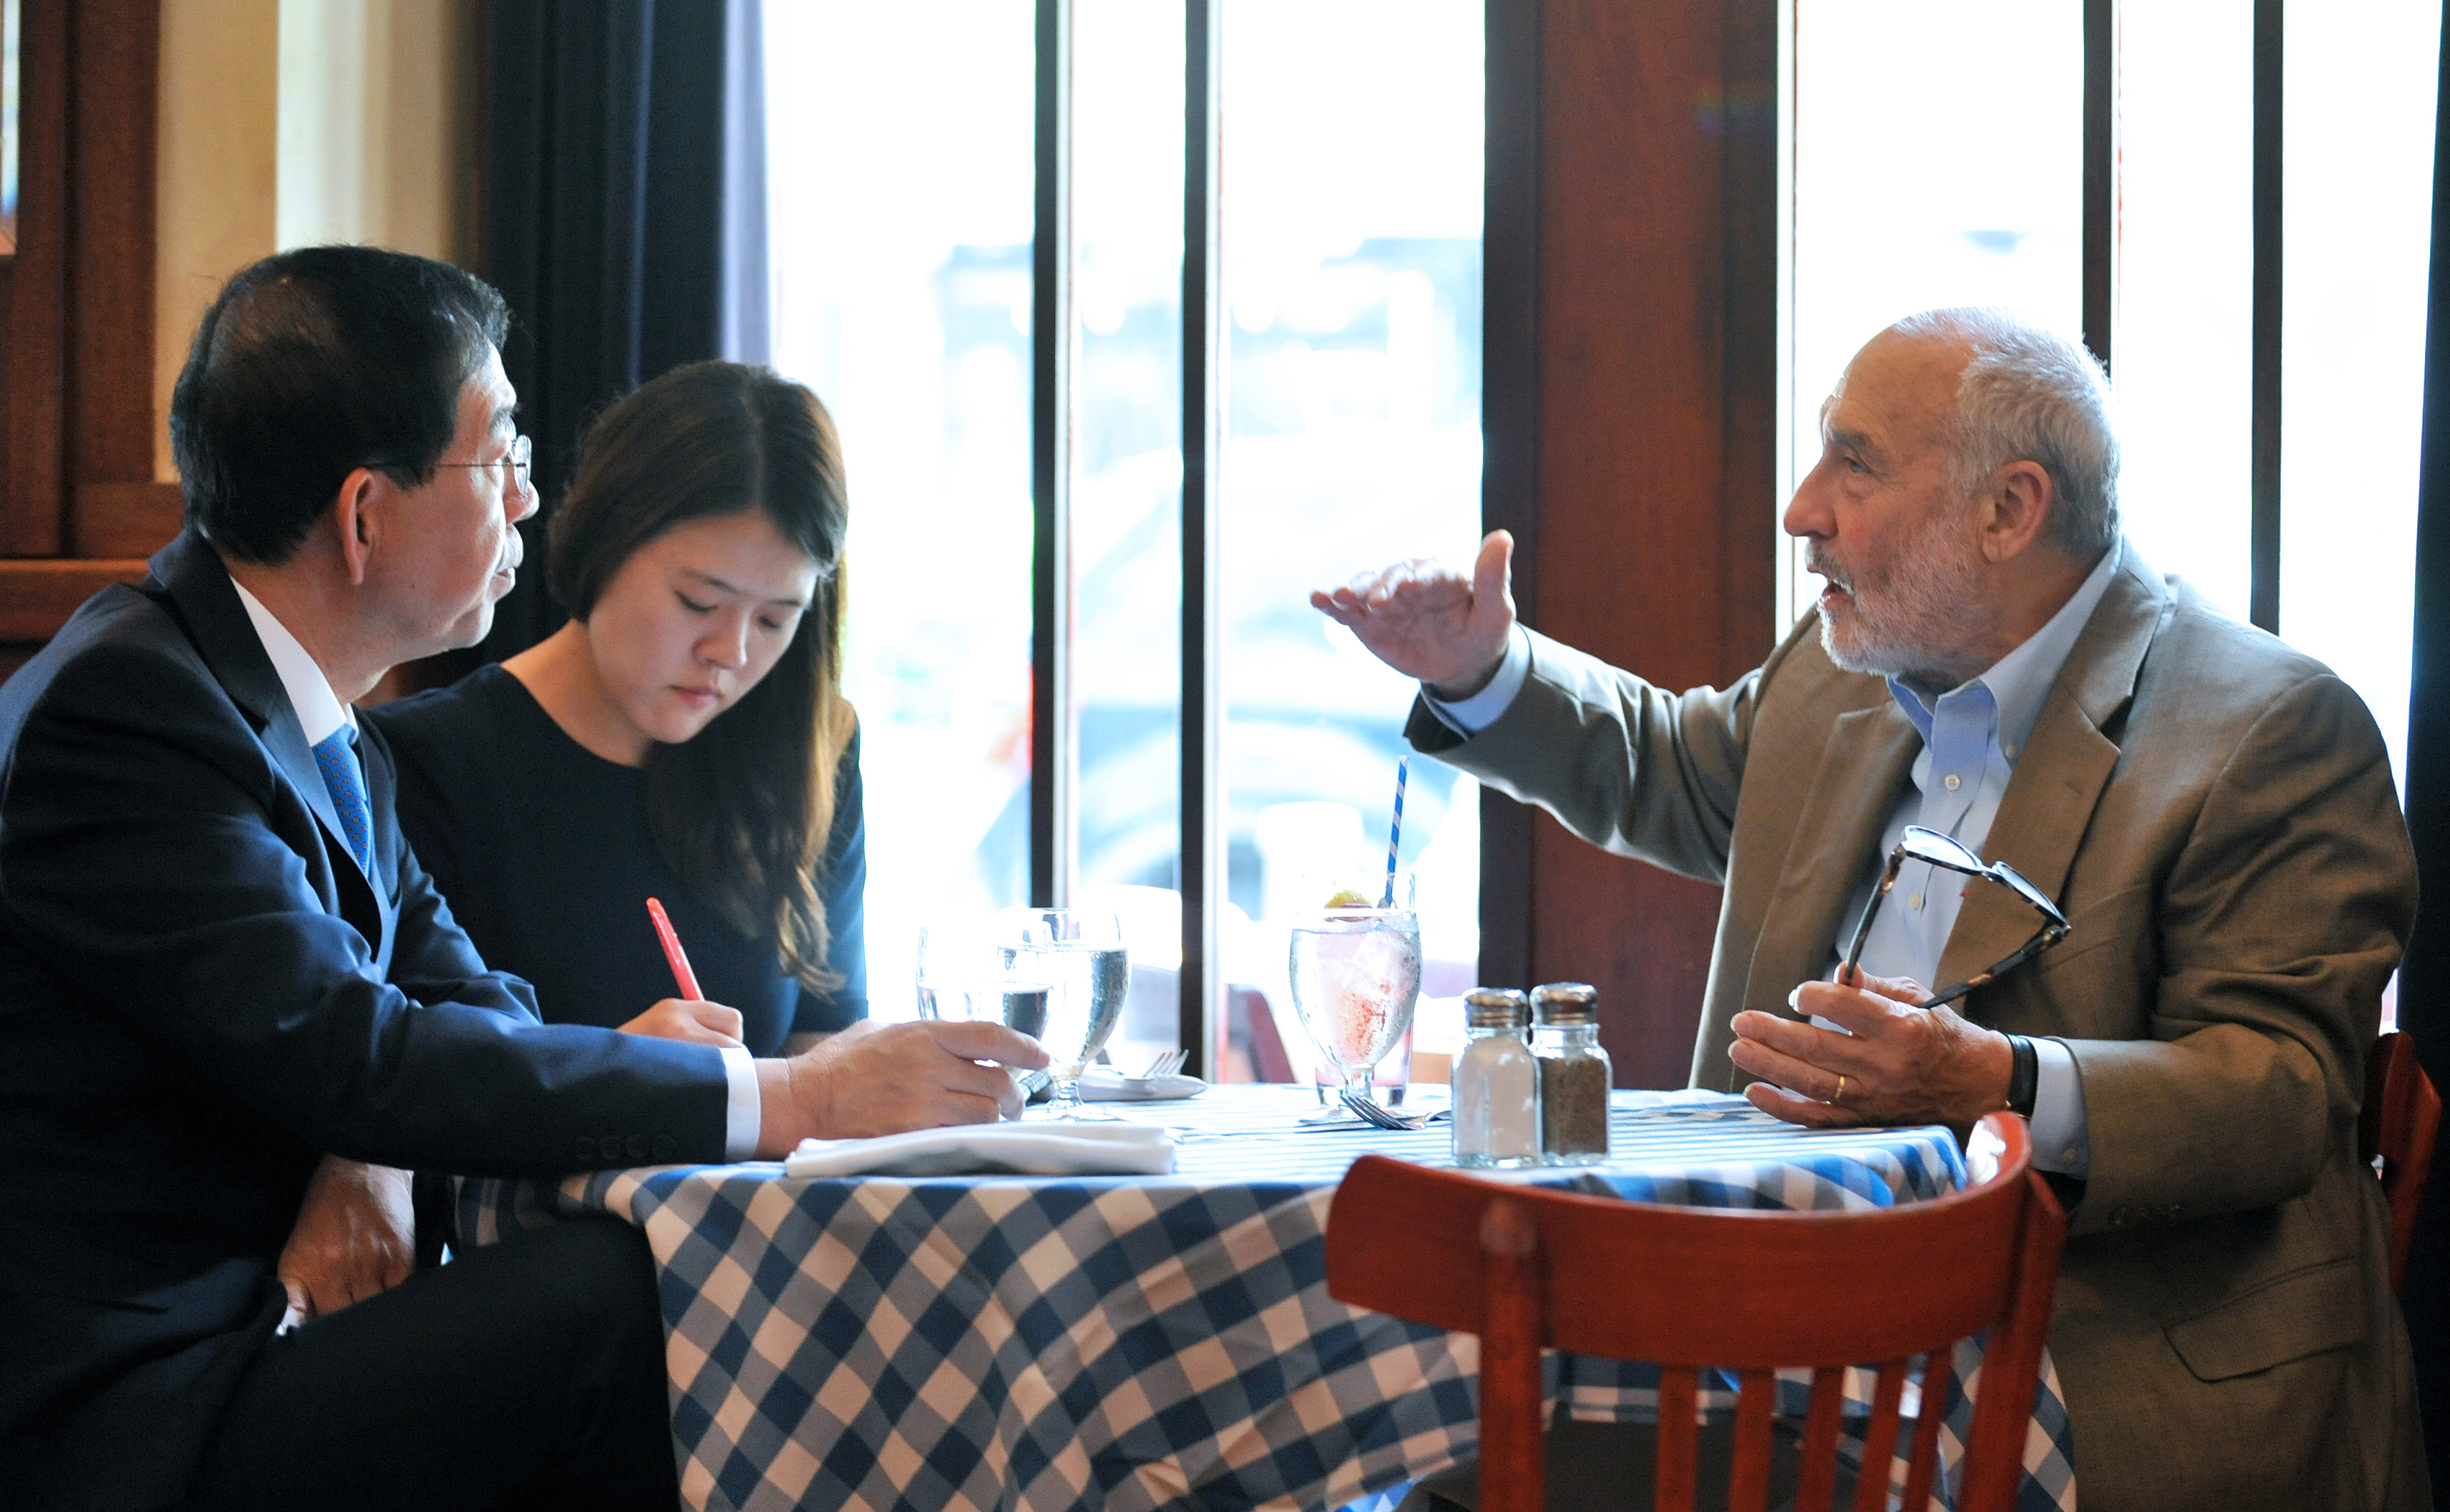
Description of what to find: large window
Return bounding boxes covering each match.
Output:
[1215,2,1484,1077]
[2272,2,2439,791]
[1067,0,1188,1061]
[1784,1,2084,624]
[2115,6,2255,620]
[765,3,1038,1023]
[1786,0,2437,802]
[767,5,1484,1063]
[767,3,2435,1045]
[2118,1,2441,789]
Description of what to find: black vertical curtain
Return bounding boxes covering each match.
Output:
[2400,1,2450,1490]
[466,0,770,667]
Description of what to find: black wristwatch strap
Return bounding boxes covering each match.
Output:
[2005,1034,2039,1119]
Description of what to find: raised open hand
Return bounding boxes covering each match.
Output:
[1311,530,1516,696]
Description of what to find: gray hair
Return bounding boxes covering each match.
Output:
[1887,307,2120,559]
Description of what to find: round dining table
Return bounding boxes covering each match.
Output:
[458,1085,2075,1512]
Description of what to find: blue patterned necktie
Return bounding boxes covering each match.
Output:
[310,727,374,877]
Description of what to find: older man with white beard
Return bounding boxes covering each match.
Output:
[1316,308,2426,1511]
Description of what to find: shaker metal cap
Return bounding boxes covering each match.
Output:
[1463,987,1530,1028]
[1529,982,1600,1024]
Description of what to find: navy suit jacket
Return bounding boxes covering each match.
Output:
[0,530,733,1509]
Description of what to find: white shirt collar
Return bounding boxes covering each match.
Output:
[229,578,357,747]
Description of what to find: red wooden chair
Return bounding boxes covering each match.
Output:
[2358,1031,2440,1294]
[1325,1113,2066,1512]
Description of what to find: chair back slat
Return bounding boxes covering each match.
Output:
[1728,1368,1776,1512]
[1476,1198,1546,1512]
[1327,1158,1514,1331]
[2360,1031,2441,1293]
[1655,1367,1699,1512]
[1322,1114,2066,1512]
[1955,1171,2069,1512]
[1528,1154,2033,1366]
[1849,1358,1911,1512]
[1793,1364,1847,1512]
[1900,1358,1948,1512]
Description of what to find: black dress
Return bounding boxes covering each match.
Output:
[368,665,866,1054]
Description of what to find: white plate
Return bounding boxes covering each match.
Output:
[1077,1070,1209,1102]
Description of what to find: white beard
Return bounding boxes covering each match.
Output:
[1811,509,1994,684]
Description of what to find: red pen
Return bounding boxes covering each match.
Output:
[645,897,703,1000]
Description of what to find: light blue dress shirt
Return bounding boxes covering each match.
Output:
[1835,542,2122,1175]
[1426,543,2124,1176]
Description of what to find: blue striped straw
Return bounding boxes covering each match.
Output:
[1380,756,1408,908]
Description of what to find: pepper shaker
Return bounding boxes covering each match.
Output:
[1453,988,1540,1168]
[1531,983,1610,1164]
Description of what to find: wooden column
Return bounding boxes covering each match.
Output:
[0,0,169,680]
[68,0,176,559]
[1484,0,1780,1088]
[2,0,71,562]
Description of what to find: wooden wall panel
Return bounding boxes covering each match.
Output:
[0,0,174,657]
[3,0,70,557]
[66,0,164,556]
[0,561,153,640]
[73,482,184,558]
[1489,0,1779,1088]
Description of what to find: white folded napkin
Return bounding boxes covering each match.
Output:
[1077,1069,1209,1102]
[784,1119,1175,1178]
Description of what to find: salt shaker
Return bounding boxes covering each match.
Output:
[1531,983,1610,1164]
[1453,988,1540,1168]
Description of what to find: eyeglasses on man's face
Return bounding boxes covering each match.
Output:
[428,433,534,501]
[1840,825,2071,1009]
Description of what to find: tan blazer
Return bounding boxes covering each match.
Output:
[1411,548,2426,1512]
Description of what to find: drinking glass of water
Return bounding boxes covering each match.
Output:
[1000,908,1128,1119]
[1287,874,1421,1118]
[915,922,1052,1106]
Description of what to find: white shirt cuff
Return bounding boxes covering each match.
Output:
[1423,624,1532,736]
[720,1046,760,1161]
[2027,1038,2088,1177]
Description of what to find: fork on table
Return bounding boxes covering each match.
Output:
[1336,1087,1452,1131]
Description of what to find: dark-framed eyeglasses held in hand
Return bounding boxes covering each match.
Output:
[1840,825,2070,1009]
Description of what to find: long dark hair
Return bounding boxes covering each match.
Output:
[548,361,853,992]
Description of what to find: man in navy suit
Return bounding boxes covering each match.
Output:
[0,247,1044,1511]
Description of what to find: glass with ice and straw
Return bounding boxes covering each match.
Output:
[1288,873,1422,1117]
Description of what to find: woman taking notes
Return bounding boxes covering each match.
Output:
[371,361,863,1056]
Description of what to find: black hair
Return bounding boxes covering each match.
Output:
[170,245,511,564]
[549,361,853,992]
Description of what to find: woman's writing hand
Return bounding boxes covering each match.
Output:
[618,997,746,1049]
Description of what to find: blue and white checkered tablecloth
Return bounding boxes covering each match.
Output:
[460,1087,2074,1512]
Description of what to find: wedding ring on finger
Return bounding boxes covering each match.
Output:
[1826,1073,1846,1107]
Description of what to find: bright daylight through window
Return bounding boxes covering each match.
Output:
[1215,1,1483,1083]
[1791,0,2436,798]
[765,3,1038,1023]
[2271,1,2438,792]
[1786,0,2084,629]
[764,3,1484,1054]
